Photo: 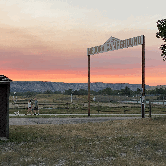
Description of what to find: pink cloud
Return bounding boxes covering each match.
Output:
[0,23,166,86]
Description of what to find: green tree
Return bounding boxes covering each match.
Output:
[113,90,121,95]
[44,90,53,94]
[54,91,61,94]
[156,19,166,61]
[78,89,88,95]
[97,90,102,95]
[155,87,165,95]
[64,89,73,95]
[90,90,98,95]
[25,91,37,97]
[72,90,78,95]
[102,88,113,95]
[135,88,141,96]
[121,86,131,96]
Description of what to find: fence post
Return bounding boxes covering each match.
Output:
[141,35,145,118]
[142,103,145,118]
[149,100,151,118]
[88,55,90,116]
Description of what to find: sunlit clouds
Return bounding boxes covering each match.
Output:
[0,0,166,85]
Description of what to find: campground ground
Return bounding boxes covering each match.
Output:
[1,94,165,165]
[1,116,166,165]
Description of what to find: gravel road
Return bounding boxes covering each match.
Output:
[9,117,141,125]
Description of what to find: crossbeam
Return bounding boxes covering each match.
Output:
[87,35,145,118]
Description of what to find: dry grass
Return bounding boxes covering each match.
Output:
[9,104,166,116]
[1,117,166,165]
[9,94,166,116]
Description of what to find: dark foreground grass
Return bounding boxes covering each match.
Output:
[9,114,141,119]
[1,117,166,166]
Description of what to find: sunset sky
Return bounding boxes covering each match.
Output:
[0,0,166,86]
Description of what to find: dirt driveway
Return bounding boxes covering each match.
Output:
[9,117,141,125]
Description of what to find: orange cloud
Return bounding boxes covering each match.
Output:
[0,21,165,86]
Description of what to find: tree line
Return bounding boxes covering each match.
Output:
[10,86,166,97]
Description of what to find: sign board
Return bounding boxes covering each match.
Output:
[87,35,145,117]
[87,35,144,55]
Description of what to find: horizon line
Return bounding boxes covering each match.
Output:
[11,81,166,86]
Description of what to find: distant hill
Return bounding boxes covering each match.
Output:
[10,81,151,93]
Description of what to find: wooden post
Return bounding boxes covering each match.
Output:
[71,94,72,103]
[142,35,145,118]
[87,35,145,117]
[149,100,151,118]
[88,55,90,116]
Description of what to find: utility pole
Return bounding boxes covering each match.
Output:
[88,55,90,116]
[142,35,145,118]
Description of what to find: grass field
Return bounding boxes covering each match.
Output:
[0,116,166,165]
[9,94,166,116]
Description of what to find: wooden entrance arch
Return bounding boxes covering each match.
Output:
[87,35,145,118]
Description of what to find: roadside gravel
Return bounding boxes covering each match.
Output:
[9,117,141,125]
